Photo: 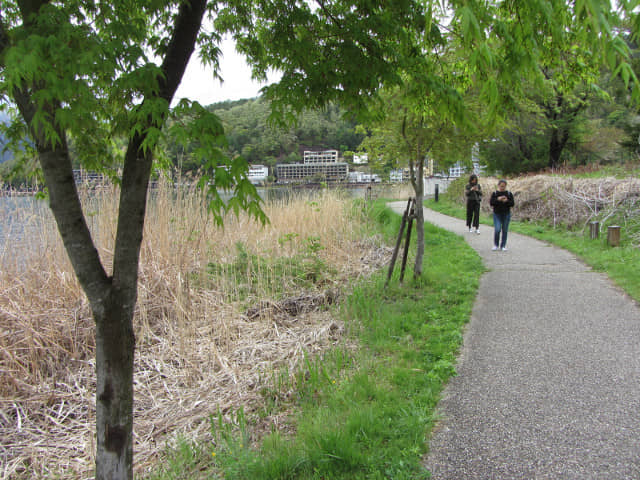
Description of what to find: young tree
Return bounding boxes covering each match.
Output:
[360,83,480,278]
[0,2,263,478]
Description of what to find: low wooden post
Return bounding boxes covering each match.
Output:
[607,225,621,246]
[589,221,599,240]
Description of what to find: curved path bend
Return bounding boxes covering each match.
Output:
[388,203,640,480]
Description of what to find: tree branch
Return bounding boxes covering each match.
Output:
[158,0,208,103]
[6,7,110,309]
[17,0,50,23]
[112,0,208,303]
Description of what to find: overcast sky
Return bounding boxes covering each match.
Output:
[174,37,280,106]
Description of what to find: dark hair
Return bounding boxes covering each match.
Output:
[498,179,507,186]
[469,174,478,183]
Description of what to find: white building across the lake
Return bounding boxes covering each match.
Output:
[248,165,269,185]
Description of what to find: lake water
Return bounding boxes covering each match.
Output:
[0,183,410,251]
[0,195,49,241]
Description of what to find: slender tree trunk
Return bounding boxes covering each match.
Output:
[6,2,208,478]
[93,131,153,478]
[413,158,425,278]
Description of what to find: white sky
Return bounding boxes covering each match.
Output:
[174,37,280,106]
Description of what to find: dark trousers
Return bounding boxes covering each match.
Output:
[466,201,480,229]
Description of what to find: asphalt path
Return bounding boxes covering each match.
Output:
[387,203,640,480]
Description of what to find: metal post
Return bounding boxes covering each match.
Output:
[589,221,599,240]
[434,184,439,202]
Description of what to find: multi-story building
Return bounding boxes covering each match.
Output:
[448,163,466,178]
[248,165,269,185]
[276,162,348,183]
[389,169,405,183]
[353,153,369,165]
[276,149,349,183]
[348,171,381,183]
[303,150,339,164]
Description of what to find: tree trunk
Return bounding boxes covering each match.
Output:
[411,156,425,278]
[95,298,136,478]
[549,127,566,169]
[5,2,208,478]
[413,169,425,278]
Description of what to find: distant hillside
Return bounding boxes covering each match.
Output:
[202,97,364,168]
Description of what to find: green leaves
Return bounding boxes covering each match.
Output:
[219,0,428,118]
[456,5,483,46]
[168,99,266,226]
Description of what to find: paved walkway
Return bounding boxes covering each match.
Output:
[388,203,640,479]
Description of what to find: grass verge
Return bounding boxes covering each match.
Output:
[145,199,483,479]
[424,197,640,303]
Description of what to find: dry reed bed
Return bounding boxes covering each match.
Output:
[475,175,640,232]
[0,184,390,478]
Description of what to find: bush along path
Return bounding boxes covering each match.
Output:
[146,201,483,480]
[388,202,640,479]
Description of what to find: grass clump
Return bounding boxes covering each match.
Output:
[206,238,335,302]
[148,200,483,479]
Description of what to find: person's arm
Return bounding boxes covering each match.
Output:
[489,191,497,207]
[507,191,515,207]
[465,184,471,197]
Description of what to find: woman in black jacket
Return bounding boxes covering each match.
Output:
[489,179,515,251]
[465,174,482,234]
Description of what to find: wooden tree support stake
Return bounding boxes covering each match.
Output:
[386,197,416,287]
[399,199,416,283]
[589,221,599,240]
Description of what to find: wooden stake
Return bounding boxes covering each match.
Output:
[386,198,412,286]
[399,198,416,283]
[607,225,621,246]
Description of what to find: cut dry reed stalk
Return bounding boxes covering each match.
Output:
[0,180,392,478]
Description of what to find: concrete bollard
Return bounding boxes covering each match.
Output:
[589,221,599,240]
[607,225,621,246]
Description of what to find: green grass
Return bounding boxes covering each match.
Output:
[144,199,483,480]
[204,239,335,302]
[425,197,640,303]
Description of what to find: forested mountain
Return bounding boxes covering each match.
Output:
[167,97,365,173]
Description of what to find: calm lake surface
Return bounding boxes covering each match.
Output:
[0,195,50,243]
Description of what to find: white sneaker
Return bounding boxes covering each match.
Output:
[501,247,508,251]
[492,246,499,251]
[475,229,480,234]
[469,228,474,233]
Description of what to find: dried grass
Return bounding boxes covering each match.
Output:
[476,175,640,231]
[0,182,392,478]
